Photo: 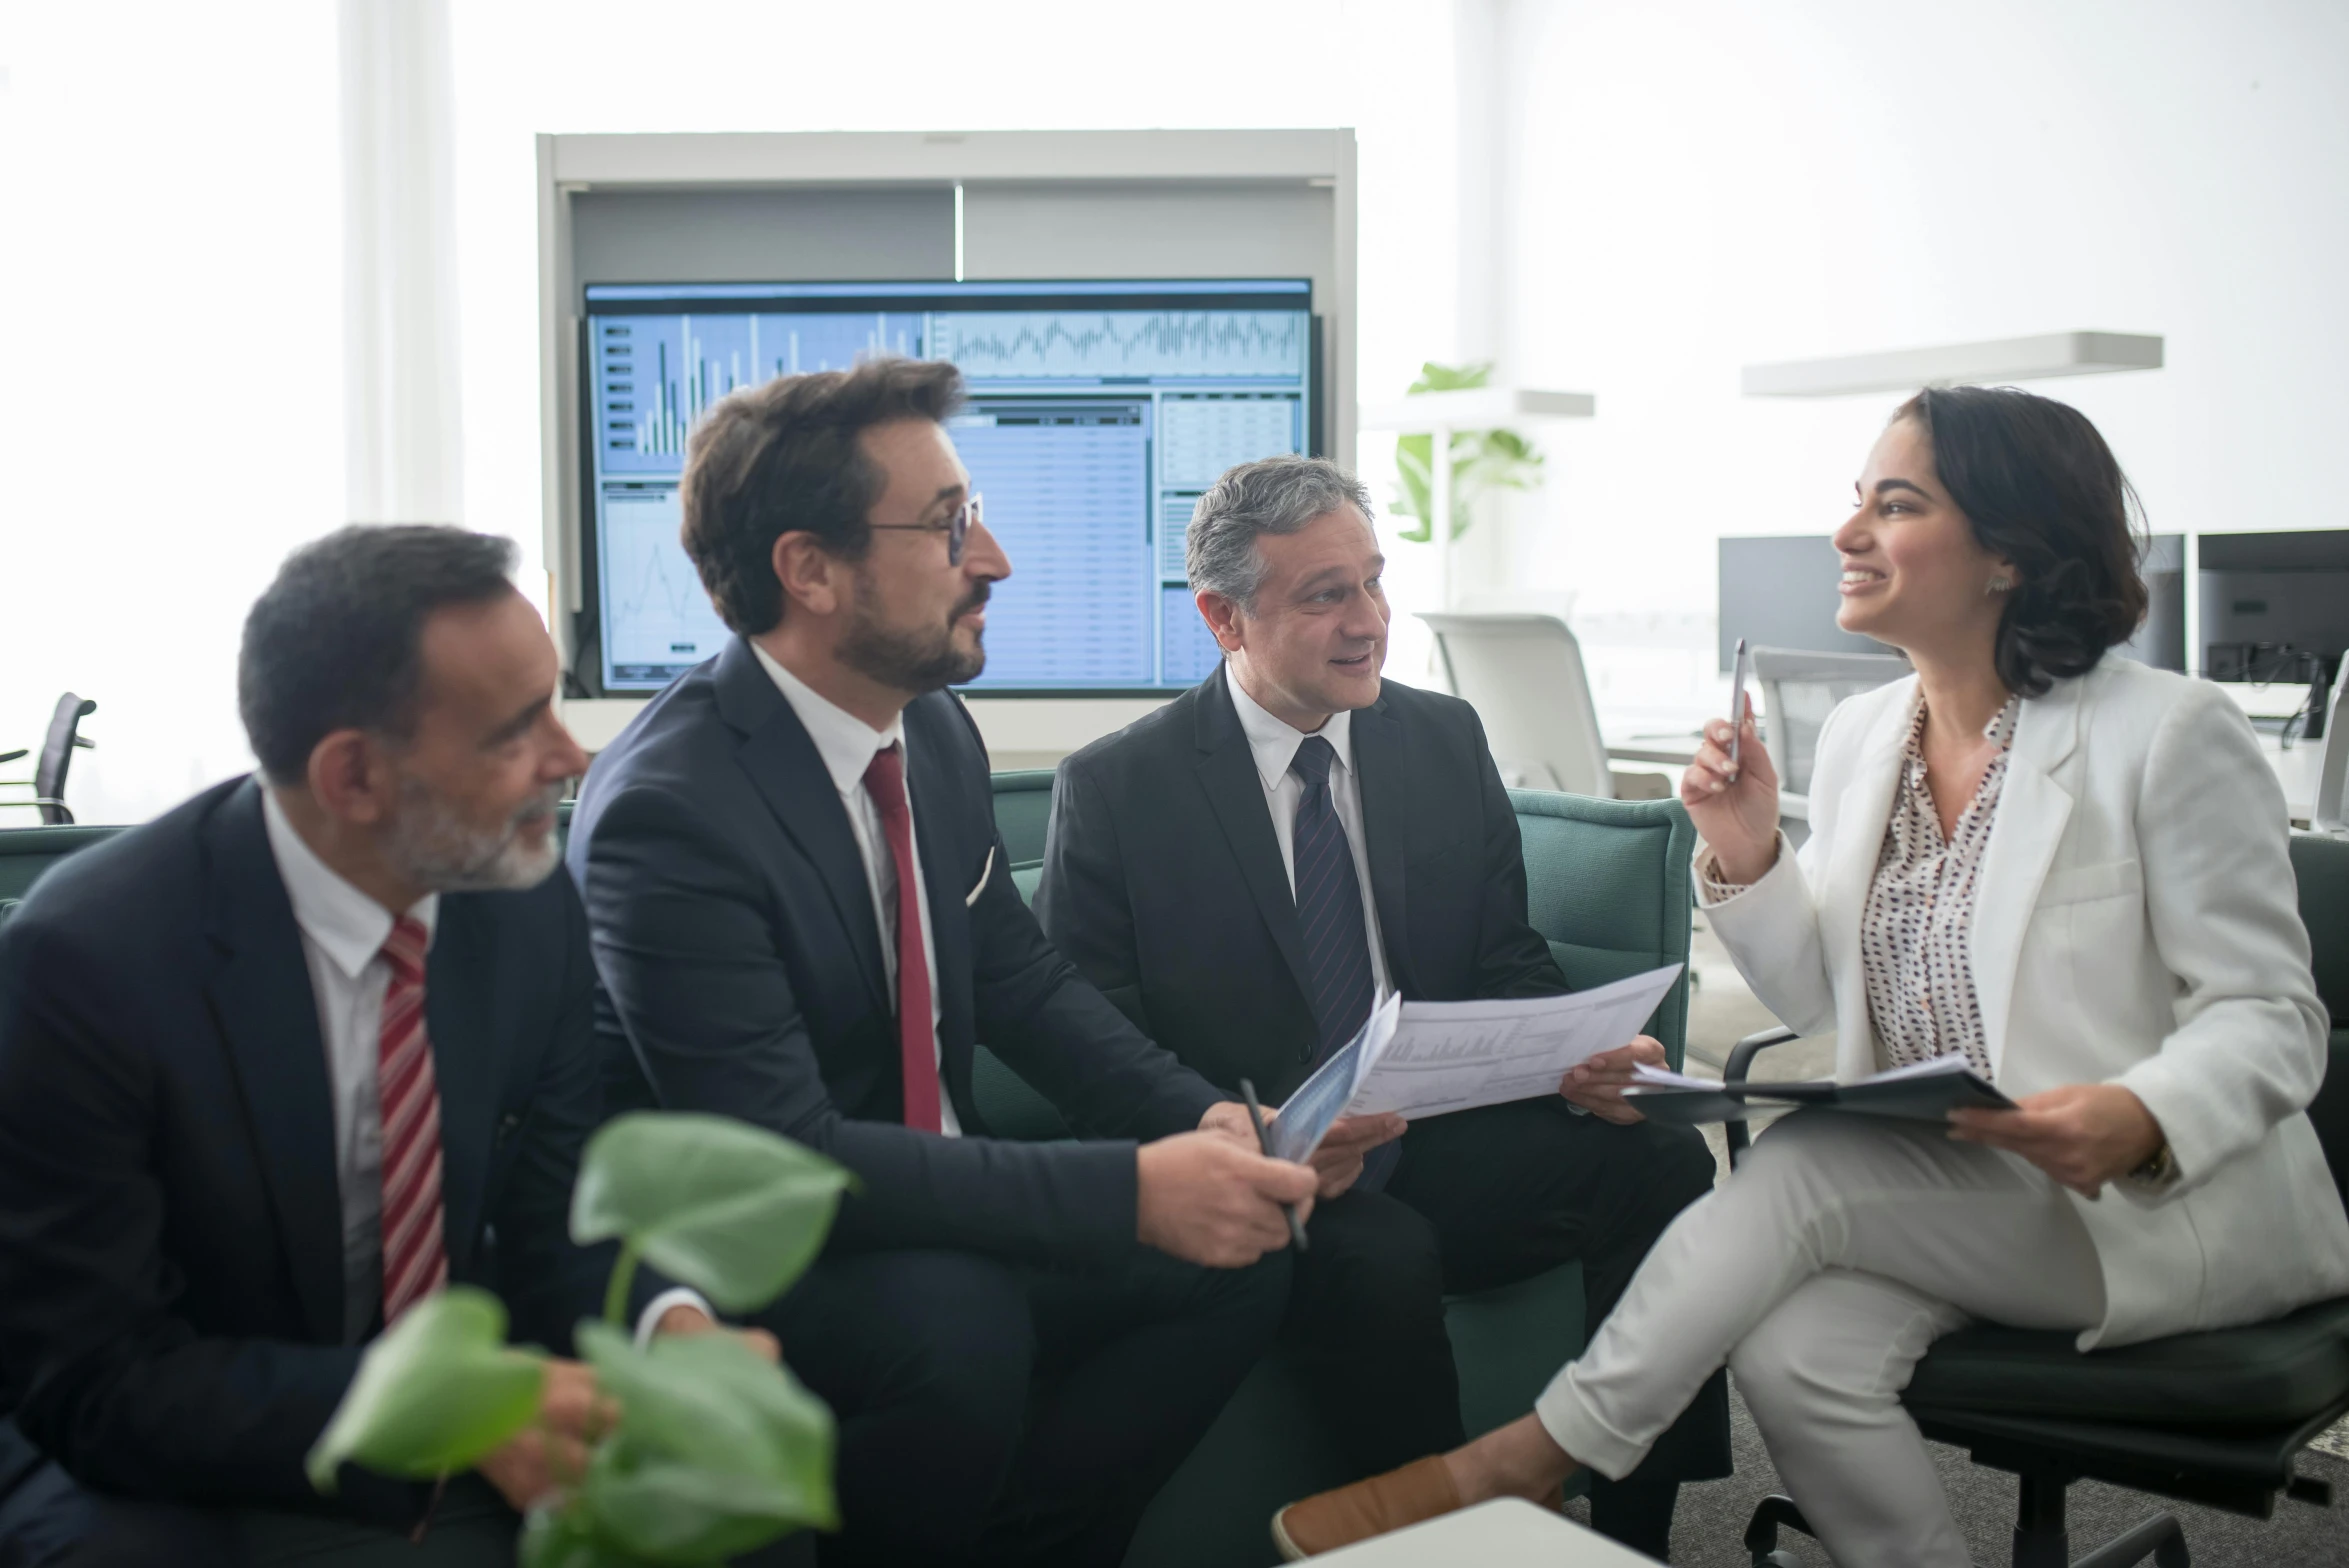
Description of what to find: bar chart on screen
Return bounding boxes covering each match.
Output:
[596,312,926,470]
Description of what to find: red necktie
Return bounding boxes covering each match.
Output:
[862,744,943,1133]
[377,914,449,1326]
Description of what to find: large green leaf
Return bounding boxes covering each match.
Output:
[1385,361,1540,542]
[1407,359,1493,395]
[305,1288,547,1493]
[520,1508,634,1568]
[583,1445,813,1565]
[576,1321,837,1534]
[572,1113,853,1313]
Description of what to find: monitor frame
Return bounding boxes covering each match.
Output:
[568,275,1320,701]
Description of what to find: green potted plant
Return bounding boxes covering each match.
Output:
[306,1112,854,1566]
[1389,361,1546,543]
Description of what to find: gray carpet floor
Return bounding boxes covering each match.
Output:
[1634,922,2349,1565]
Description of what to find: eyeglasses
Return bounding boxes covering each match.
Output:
[868,492,981,567]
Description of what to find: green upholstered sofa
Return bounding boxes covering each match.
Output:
[0,825,113,924]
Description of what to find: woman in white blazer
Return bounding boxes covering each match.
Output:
[1272,388,2349,1565]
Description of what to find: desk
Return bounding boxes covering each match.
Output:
[1310,1499,1654,1565]
[1605,741,1701,768]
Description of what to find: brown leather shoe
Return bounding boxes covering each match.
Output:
[1270,1455,1464,1560]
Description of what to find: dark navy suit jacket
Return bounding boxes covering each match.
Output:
[0,778,611,1528]
[1036,665,1567,1104]
[566,637,1224,1267]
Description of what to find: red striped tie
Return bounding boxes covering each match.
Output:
[862,744,943,1133]
[377,914,448,1327]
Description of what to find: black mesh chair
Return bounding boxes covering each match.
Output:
[0,695,96,826]
[1726,831,2349,1568]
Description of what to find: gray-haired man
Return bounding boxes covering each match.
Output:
[1035,456,1730,1559]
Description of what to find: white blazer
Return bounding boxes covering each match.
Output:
[1704,657,2349,1348]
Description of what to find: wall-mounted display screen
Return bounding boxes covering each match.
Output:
[582,278,1314,694]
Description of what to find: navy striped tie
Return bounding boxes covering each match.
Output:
[1290,736,1375,1067]
[1289,736,1399,1191]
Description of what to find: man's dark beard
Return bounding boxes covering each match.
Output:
[838,577,990,692]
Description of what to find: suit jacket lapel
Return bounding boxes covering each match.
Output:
[423,896,497,1276]
[1348,692,1416,996]
[1970,681,2082,1075]
[200,782,345,1345]
[716,639,891,1013]
[1194,666,1318,1012]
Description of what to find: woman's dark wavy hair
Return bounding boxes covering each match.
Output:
[1893,386,2149,698]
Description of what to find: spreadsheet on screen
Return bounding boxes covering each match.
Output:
[583,278,1315,695]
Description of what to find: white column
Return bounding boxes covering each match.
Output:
[339,0,464,525]
[1451,0,1507,372]
[1445,0,1516,606]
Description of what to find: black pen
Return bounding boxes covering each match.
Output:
[1238,1078,1309,1254]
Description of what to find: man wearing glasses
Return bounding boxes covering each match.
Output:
[567,358,1314,1568]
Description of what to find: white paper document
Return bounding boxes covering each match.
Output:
[1267,992,1403,1164]
[1336,963,1685,1122]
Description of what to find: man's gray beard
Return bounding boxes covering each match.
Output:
[837,584,986,693]
[382,778,566,893]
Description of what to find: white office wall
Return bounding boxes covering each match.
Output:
[0,4,343,826]
[1474,0,2349,637]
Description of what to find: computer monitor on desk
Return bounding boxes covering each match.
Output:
[1716,537,1888,671]
[1718,535,2186,673]
[2200,530,2349,741]
[576,277,1317,698]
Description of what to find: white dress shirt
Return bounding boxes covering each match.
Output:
[260,787,438,1347]
[753,642,959,1136]
[263,786,697,1346]
[1225,673,1392,998]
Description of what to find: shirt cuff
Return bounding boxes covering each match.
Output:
[635,1286,718,1348]
[1693,832,1789,908]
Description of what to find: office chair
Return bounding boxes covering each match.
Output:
[1747,647,1907,837]
[1418,613,1664,799]
[2315,672,2348,834]
[0,695,96,826]
[1724,832,2349,1568]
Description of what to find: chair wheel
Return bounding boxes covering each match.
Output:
[1753,1554,1805,1568]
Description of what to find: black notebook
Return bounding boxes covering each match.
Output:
[1624,1054,2015,1125]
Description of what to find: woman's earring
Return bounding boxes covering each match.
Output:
[1986,576,2014,594]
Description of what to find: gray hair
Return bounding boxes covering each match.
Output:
[1185,455,1375,613]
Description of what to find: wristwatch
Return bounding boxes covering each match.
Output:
[2128,1140,2178,1189]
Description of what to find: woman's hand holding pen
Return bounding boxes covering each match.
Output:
[1680,704,1781,886]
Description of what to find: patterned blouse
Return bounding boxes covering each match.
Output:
[1861,696,2020,1074]
[1700,693,2021,1075]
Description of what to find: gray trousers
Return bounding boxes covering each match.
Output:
[1535,1111,2106,1568]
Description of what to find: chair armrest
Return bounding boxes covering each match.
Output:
[0,750,25,765]
[1723,1026,1801,1170]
